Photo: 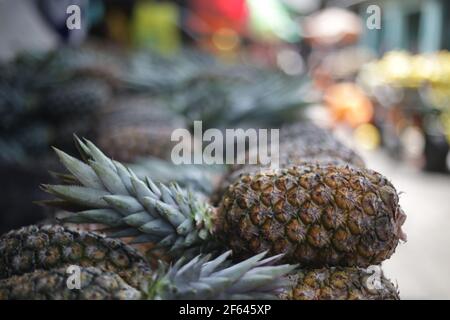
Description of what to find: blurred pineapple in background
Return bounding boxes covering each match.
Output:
[95,95,191,162]
[362,50,450,91]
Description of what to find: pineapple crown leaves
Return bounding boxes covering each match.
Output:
[148,250,297,300]
[41,136,215,253]
[129,157,225,196]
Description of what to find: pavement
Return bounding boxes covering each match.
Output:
[361,149,450,299]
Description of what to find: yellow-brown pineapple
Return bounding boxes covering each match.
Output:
[280,267,399,300]
[0,225,152,288]
[217,164,406,266]
[0,267,141,300]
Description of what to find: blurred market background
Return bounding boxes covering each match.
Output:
[0,0,449,299]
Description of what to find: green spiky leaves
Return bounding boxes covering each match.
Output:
[149,251,296,300]
[42,136,215,254]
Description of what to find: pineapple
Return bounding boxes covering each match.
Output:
[212,123,365,205]
[0,122,52,165]
[230,122,366,174]
[42,45,126,86]
[95,96,189,162]
[96,125,185,163]
[279,123,365,167]
[280,122,341,141]
[42,138,406,267]
[96,96,185,128]
[40,77,111,120]
[0,250,295,300]
[215,138,366,205]
[277,140,365,168]
[0,267,141,300]
[0,225,151,289]
[280,267,399,300]
[217,164,406,265]
[0,62,37,131]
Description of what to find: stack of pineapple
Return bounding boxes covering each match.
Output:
[0,49,118,166]
[1,45,308,166]
[0,44,406,300]
[0,49,117,235]
[0,121,406,300]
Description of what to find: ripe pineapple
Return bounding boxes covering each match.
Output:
[42,138,406,267]
[0,225,151,289]
[218,164,406,265]
[280,122,365,167]
[0,250,294,300]
[280,267,399,300]
[0,267,141,300]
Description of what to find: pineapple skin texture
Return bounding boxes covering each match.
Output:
[0,267,141,300]
[217,164,406,267]
[280,267,399,300]
[0,225,151,289]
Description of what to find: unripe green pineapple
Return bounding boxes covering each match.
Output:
[42,138,406,267]
[0,267,141,300]
[0,225,151,289]
[280,267,399,300]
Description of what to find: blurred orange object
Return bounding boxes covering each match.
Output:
[324,82,374,127]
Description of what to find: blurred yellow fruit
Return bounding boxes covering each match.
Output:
[353,123,380,150]
[363,50,450,89]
